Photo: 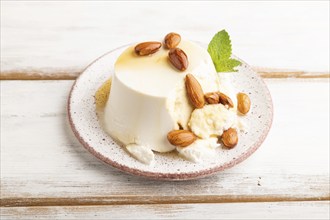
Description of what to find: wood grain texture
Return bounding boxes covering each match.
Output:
[1,68,329,80]
[254,67,330,79]
[1,80,329,207]
[1,202,329,219]
[1,1,329,79]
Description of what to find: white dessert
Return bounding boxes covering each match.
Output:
[104,39,243,164]
[189,104,237,139]
[126,144,154,165]
[177,138,220,163]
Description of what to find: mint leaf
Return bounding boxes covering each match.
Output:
[207,30,241,72]
[214,59,241,72]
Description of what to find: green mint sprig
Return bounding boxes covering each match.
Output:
[207,30,241,72]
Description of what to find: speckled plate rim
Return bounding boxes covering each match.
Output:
[67,44,274,181]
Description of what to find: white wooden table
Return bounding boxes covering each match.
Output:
[1,2,329,219]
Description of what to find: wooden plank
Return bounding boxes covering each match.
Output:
[1,2,329,78]
[1,80,329,206]
[1,202,329,219]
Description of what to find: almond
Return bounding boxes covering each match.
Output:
[237,92,251,114]
[134,41,162,56]
[164,32,181,49]
[217,92,234,108]
[185,74,205,108]
[204,92,220,104]
[221,128,238,148]
[167,130,197,147]
[168,48,188,71]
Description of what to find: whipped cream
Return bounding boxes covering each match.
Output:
[126,144,154,165]
[177,138,220,163]
[189,104,237,139]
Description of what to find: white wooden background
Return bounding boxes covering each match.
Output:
[1,1,329,79]
[1,1,329,219]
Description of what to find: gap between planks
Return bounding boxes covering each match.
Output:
[0,68,329,80]
[1,195,329,208]
[2,202,329,220]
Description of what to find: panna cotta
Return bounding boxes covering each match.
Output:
[104,40,217,151]
[102,32,249,164]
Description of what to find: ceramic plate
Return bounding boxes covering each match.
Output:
[68,44,273,180]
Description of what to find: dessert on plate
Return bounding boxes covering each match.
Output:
[96,30,251,165]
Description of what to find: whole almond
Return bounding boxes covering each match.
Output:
[221,128,238,148]
[237,92,251,114]
[168,48,188,71]
[204,92,220,104]
[167,130,197,147]
[185,74,205,108]
[164,32,181,49]
[217,92,234,108]
[134,42,162,56]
